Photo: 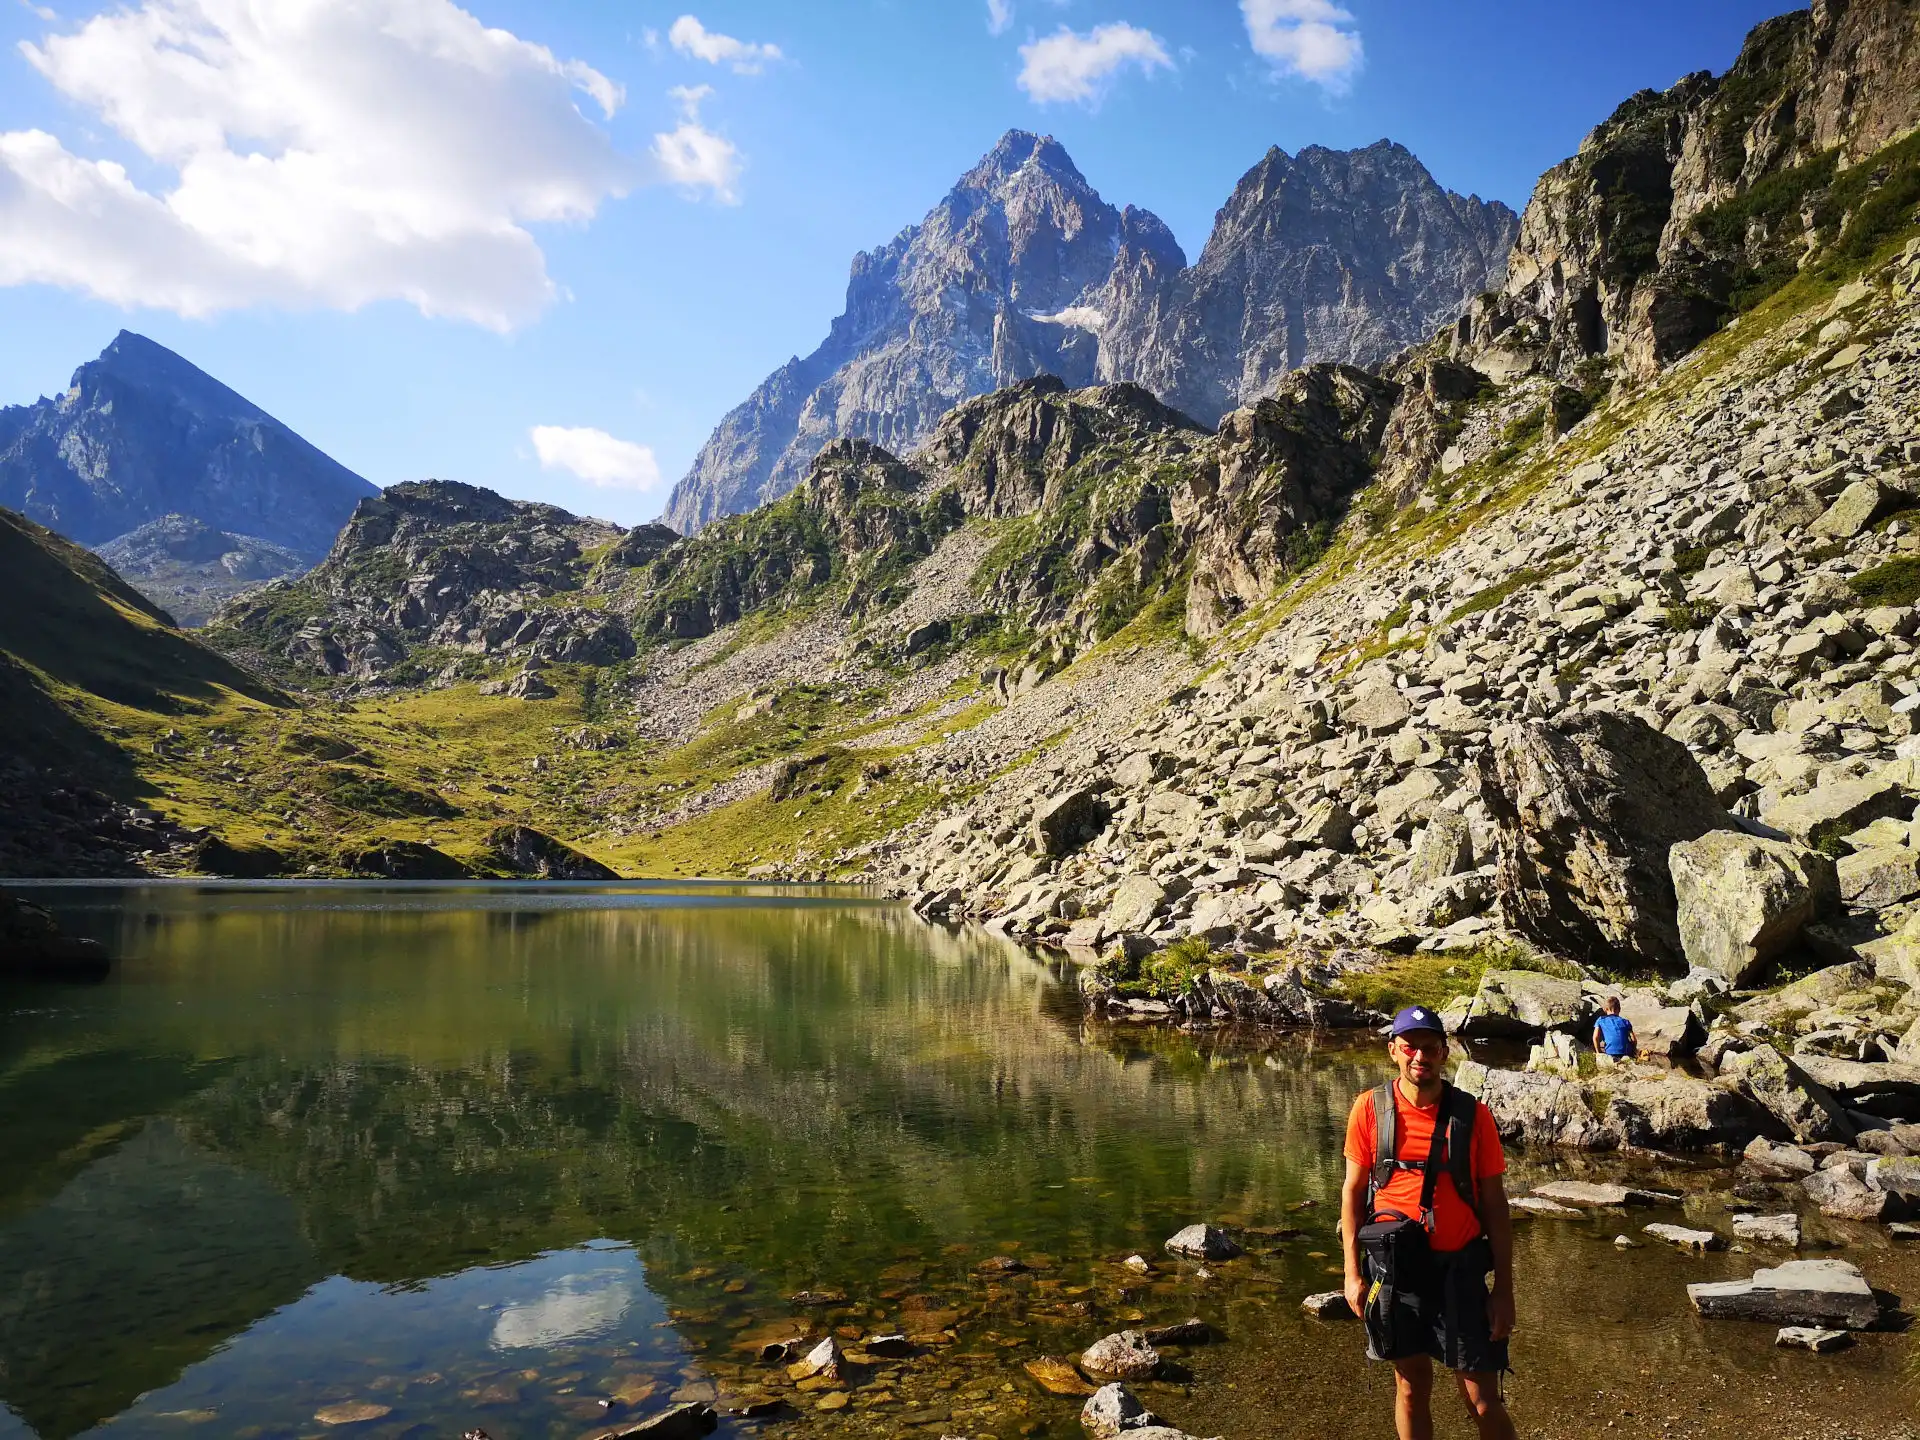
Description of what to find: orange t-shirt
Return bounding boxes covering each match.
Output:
[1344,1083,1505,1253]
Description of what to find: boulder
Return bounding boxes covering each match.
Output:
[1344,683,1413,734]
[1032,787,1113,859]
[1732,1213,1802,1247]
[604,1403,718,1439]
[1801,1167,1898,1221]
[1760,779,1908,852]
[1669,832,1837,987]
[1616,987,1705,1057]
[1080,1331,1159,1382]
[1837,846,1920,910]
[1793,1057,1920,1119]
[1024,1357,1097,1397]
[1455,1062,1612,1149]
[1452,969,1595,1039]
[1081,1384,1159,1437]
[1687,1259,1880,1329]
[1480,711,1734,971]
[1374,770,1446,830]
[1408,810,1474,887]
[786,1336,844,1382]
[1112,751,1172,790]
[1722,1044,1856,1144]
[1742,1137,1817,1180]
[1164,1224,1242,1260]
[1604,1072,1766,1151]
[1870,1156,1920,1201]
[1106,875,1168,934]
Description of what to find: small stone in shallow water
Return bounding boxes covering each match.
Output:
[1732,1213,1801,1247]
[787,1336,844,1382]
[1777,1326,1852,1352]
[1510,1196,1580,1217]
[978,1254,1029,1274]
[1081,1382,1159,1437]
[1080,1331,1160,1382]
[1143,1318,1211,1346]
[815,1392,850,1412]
[1301,1292,1354,1320]
[1644,1223,1727,1252]
[315,1402,392,1426]
[1613,1235,1639,1248]
[863,1333,915,1357]
[1890,1222,1920,1241]
[1164,1224,1242,1260]
[1122,1254,1151,1273]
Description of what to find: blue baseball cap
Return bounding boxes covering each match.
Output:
[1390,1005,1447,1037]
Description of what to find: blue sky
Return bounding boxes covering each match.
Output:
[0,0,1789,528]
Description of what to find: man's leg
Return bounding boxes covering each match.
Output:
[1455,1370,1517,1440]
[1391,1355,1435,1440]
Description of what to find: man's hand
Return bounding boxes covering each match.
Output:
[1345,1269,1369,1322]
[1487,1284,1516,1340]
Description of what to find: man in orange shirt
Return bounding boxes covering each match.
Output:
[1340,1005,1518,1440]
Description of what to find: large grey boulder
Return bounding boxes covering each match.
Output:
[1688,1259,1880,1329]
[1106,875,1169,934]
[1742,1137,1817,1179]
[1479,711,1735,971]
[1722,1044,1856,1144]
[1616,987,1705,1058]
[1456,1062,1612,1149]
[1761,778,1908,851]
[1793,1057,1920,1120]
[1409,810,1474,887]
[1604,1072,1766,1150]
[1802,1165,1899,1221]
[1452,969,1596,1039]
[1669,831,1837,987]
[1164,1223,1242,1260]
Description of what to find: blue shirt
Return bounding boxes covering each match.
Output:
[1595,1013,1634,1055]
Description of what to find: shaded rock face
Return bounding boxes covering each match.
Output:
[1480,710,1734,971]
[485,825,618,881]
[1106,141,1517,428]
[1451,0,1920,381]
[0,331,374,555]
[666,131,1514,532]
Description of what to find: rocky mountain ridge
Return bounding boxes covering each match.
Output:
[664,132,1516,532]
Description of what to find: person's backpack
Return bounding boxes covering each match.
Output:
[1354,1081,1483,1358]
[1366,1080,1481,1230]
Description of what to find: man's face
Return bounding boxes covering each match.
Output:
[1390,1029,1447,1086]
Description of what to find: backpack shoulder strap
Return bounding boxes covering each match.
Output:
[1442,1083,1483,1227]
[1368,1083,1397,1198]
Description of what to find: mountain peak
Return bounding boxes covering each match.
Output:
[966,130,1086,190]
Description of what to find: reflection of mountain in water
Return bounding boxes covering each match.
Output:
[0,891,1376,1435]
[0,1122,315,1440]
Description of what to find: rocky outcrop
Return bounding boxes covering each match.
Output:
[1479,711,1735,972]
[1448,0,1920,382]
[484,825,619,881]
[94,514,309,626]
[0,331,373,555]
[0,890,109,980]
[666,131,1514,531]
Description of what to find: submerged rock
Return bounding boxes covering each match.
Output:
[1732,1213,1802,1247]
[1164,1224,1242,1260]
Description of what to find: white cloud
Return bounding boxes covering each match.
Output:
[0,0,640,329]
[1241,0,1363,91]
[667,14,781,74]
[986,0,1013,37]
[1017,22,1172,106]
[530,425,663,490]
[650,84,742,204]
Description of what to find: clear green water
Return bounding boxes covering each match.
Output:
[0,884,1914,1440]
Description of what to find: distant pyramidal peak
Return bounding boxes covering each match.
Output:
[664,130,1517,533]
[0,330,375,557]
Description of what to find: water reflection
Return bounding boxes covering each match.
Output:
[0,885,1914,1440]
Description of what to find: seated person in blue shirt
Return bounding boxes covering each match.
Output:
[1592,995,1636,1058]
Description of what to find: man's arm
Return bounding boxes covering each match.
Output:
[1341,1156,1369,1319]
[1592,1023,1605,1052]
[1478,1173,1516,1340]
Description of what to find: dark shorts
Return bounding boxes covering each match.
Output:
[1363,1236,1509,1374]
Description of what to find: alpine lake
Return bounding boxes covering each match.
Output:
[1,884,1915,1440]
